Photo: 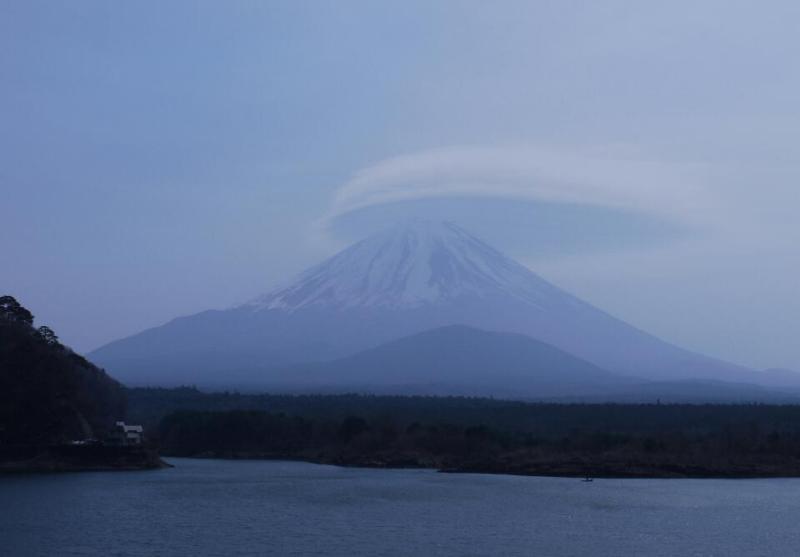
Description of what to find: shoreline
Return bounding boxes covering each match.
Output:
[0,446,171,474]
[160,452,800,479]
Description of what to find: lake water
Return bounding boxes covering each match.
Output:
[2,458,800,556]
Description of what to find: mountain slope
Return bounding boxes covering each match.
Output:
[275,325,634,397]
[91,220,772,389]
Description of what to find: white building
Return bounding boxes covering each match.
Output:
[112,421,144,445]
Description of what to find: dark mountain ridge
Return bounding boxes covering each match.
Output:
[257,325,635,397]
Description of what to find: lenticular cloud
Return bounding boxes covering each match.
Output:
[326,145,708,226]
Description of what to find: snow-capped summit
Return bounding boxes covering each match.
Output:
[248,220,576,312]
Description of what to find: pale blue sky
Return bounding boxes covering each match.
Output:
[3,1,800,370]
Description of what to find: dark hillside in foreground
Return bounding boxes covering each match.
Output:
[0,297,126,445]
[0,296,165,472]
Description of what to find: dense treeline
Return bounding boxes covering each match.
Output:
[0,296,126,445]
[159,410,507,468]
[131,386,800,437]
[146,388,800,477]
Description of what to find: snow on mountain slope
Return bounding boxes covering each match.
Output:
[248,220,580,312]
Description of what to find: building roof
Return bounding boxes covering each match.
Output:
[115,421,143,433]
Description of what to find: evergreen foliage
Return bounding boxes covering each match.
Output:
[0,295,126,445]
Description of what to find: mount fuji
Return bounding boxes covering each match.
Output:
[91,220,776,391]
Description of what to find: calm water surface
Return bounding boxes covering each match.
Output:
[2,458,800,556]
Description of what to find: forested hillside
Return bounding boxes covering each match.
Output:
[0,296,126,445]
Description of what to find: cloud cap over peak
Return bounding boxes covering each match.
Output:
[327,145,711,227]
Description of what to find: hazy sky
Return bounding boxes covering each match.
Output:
[3,1,800,370]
